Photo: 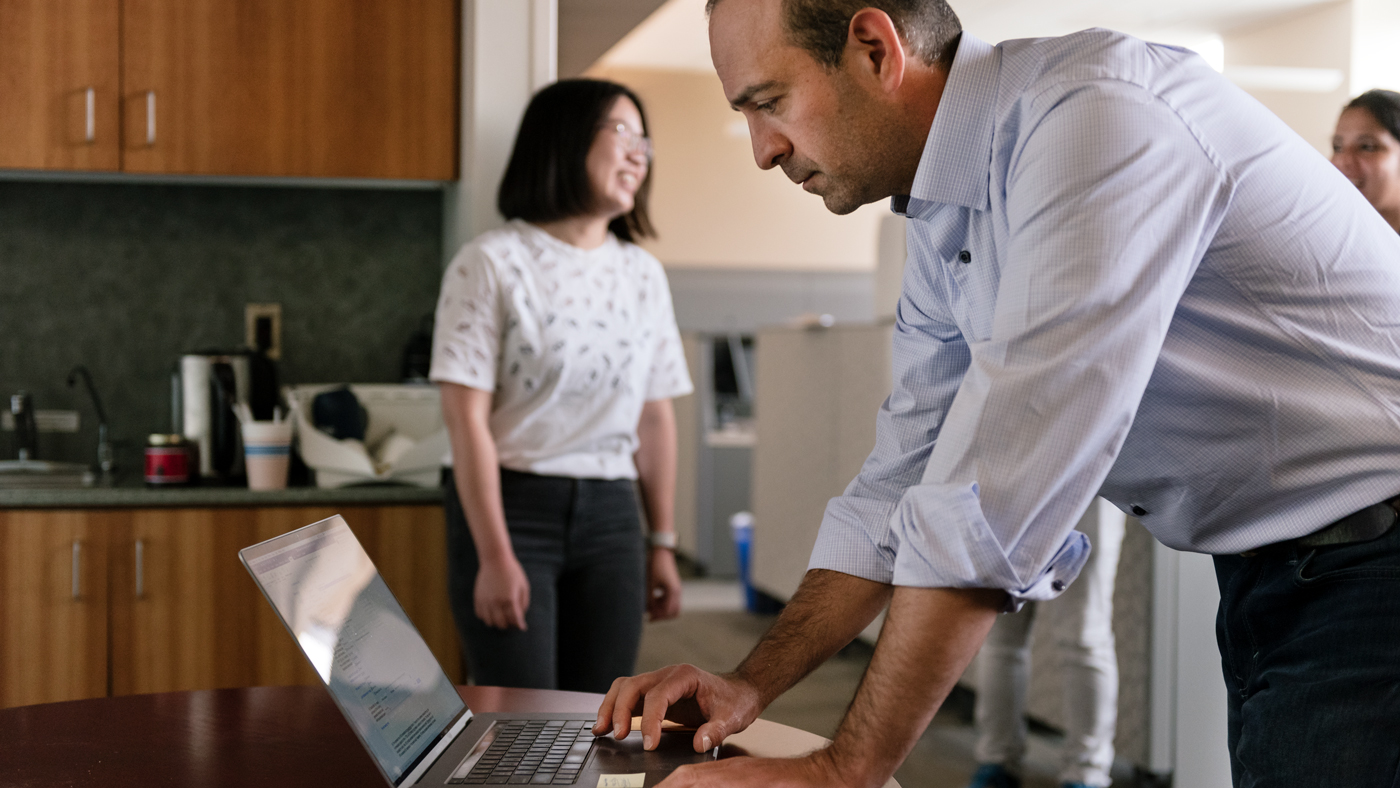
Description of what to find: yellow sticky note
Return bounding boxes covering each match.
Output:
[596,775,645,788]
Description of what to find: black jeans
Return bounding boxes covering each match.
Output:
[443,467,646,693]
[1214,515,1400,787]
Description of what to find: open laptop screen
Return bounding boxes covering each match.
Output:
[241,516,466,784]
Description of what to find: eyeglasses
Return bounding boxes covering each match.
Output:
[606,123,654,161]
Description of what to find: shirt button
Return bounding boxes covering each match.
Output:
[1131,505,1147,516]
[1051,579,1066,592]
[958,250,972,264]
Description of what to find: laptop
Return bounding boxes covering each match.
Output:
[240,515,716,787]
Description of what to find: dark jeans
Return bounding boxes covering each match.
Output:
[443,467,646,693]
[1214,516,1400,787]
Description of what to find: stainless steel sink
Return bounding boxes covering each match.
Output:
[0,459,97,489]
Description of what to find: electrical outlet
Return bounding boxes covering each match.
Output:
[245,303,282,360]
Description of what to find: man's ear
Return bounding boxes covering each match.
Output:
[846,7,907,93]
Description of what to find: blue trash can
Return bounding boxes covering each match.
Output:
[730,511,757,613]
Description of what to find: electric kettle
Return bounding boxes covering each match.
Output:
[177,352,249,480]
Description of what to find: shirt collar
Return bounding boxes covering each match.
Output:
[897,33,1000,215]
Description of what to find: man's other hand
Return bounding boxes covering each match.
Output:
[656,751,862,788]
[593,664,764,753]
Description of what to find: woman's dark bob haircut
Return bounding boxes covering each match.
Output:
[1345,89,1400,146]
[497,79,655,243]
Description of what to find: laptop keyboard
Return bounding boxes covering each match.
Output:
[449,719,597,785]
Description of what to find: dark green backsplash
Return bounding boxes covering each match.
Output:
[0,180,443,468]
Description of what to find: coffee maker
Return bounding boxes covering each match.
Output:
[176,352,250,480]
[175,347,280,481]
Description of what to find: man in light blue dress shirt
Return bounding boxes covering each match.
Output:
[595,1,1400,786]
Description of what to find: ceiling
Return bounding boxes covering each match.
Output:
[593,0,1337,72]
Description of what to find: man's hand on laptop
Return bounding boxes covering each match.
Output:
[593,664,762,754]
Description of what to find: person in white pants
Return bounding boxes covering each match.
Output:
[968,499,1126,788]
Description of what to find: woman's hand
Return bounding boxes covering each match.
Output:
[474,553,531,630]
[646,546,683,621]
[635,398,682,621]
[442,384,527,631]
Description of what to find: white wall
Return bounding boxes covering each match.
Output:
[1223,0,1400,157]
[1351,0,1400,95]
[444,0,557,263]
[589,66,886,271]
[1224,2,1352,155]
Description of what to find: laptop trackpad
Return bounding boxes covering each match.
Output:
[587,733,715,787]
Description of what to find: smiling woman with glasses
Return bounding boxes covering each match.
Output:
[427,79,693,693]
[1332,89,1400,233]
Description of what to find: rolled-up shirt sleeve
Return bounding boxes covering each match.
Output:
[812,79,1231,604]
[809,283,972,585]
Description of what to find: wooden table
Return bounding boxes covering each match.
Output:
[0,685,897,787]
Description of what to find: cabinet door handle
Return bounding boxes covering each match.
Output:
[71,540,82,600]
[145,90,157,146]
[85,87,95,143]
[135,539,145,598]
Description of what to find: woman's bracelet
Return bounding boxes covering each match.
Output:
[647,531,678,550]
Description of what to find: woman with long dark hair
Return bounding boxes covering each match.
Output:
[429,79,692,691]
[1332,89,1400,233]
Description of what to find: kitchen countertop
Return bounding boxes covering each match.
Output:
[0,475,444,509]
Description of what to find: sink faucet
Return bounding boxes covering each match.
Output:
[10,391,37,461]
[67,366,114,479]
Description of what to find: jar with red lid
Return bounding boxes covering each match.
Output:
[145,434,191,486]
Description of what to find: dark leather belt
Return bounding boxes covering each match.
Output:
[1243,496,1400,556]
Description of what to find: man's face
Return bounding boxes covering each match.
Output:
[709,0,897,215]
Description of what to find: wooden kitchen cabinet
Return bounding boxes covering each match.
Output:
[0,0,457,179]
[0,503,461,709]
[107,507,278,695]
[0,510,110,708]
[120,0,459,179]
[0,0,122,171]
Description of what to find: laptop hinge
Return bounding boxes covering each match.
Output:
[400,709,473,787]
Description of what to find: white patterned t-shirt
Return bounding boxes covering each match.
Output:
[430,220,693,479]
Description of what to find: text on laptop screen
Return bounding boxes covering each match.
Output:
[245,517,465,783]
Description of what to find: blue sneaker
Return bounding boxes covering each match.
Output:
[967,764,1021,788]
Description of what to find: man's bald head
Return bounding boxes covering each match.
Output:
[706,0,962,69]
